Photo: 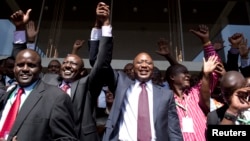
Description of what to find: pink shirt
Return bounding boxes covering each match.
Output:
[175,44,220,141]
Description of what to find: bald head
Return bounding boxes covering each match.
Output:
[16,49,41,64]
[220,71,246,99]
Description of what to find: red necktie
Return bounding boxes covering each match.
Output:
[137,83,151,141]
[61,83,70,93]
[0,88,24,138]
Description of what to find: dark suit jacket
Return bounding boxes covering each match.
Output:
[0,80,78,141]
[207,104,228,125]
[102,71,183,141]
[42,37,113,141]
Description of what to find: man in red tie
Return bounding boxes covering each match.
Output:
[0,12,78,140]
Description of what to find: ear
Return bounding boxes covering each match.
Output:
[170,75,175,81]
[80,68,86,76]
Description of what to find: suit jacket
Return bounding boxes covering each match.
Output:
[207,104,228,125]
[102,71,183,141]
[42,37,113,141]
[0,80,78,141]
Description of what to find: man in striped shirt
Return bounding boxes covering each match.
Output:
[157,25,221,141]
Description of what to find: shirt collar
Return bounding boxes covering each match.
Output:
[17,80,39,94]
[60,81,71,87]
[135,80,153,91]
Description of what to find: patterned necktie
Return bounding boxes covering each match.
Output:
[61,83,70,93]
[137,83,151,141]
[0,87,24,138]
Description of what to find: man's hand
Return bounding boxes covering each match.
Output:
[213,39,225,51]
[96,2,110,26]
[239,37,250,59]
[71,39,85,54]
[155,38,171,56]
[10,9,32,30]
[228,33,243,48]
[189,24,210,44]
[203,55,219,76]
[26,20,39,42]
[214,62,226,77]
[73,40,85,50]
[228,87,250,114]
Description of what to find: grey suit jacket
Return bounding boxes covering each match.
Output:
[0,80,78,141]
[102,71,183,141]
[42,37,113,141]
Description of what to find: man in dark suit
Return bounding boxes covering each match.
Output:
[0,49,77,141]
[43,3,112,141]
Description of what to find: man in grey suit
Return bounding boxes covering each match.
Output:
[102,51,183,141]
[0,49,77,141]
[102,52,183,141]
[43,3,113,141]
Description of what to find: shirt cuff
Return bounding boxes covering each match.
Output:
[90,28,102,41]
[14,31,26,44]
[229,47,239,54]
[26,43,36,50]
[241,58,249,68]
[102,25,112,37]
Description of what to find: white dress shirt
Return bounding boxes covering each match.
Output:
[118,80,156,141]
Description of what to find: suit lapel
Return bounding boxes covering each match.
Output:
[153,85,162,123]
[70,80,79,100]
[10,81,44,136]
[0,85,17,118]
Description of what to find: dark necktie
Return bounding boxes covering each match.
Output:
[61,83,70,93]
[0,87,24,138]
[137,83,151,141]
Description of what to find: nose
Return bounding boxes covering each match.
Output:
[22,64,29,72]
[186,74,191,79]
[64,62,72,68]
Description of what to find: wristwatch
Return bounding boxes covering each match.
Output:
[224,112,238,122]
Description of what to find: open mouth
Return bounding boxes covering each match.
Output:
[63,70,72,75]
[20,74,30,79]
[140,70,148,75]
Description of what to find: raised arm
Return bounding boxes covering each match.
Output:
[239,37,250,77]
[226,33,243,72]
[71,39,85,55]
[155,38,179,66]
[190,24,221,91]
[88,3,107,67]
[10,9,32,58]
[200,55,220,113]
[26,20,39,44]
[88,2,114,101]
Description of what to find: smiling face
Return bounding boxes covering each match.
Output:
[166,64,190,90]
[133,52,154,83]
[60,54,84,83]
[14,49,42,87]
